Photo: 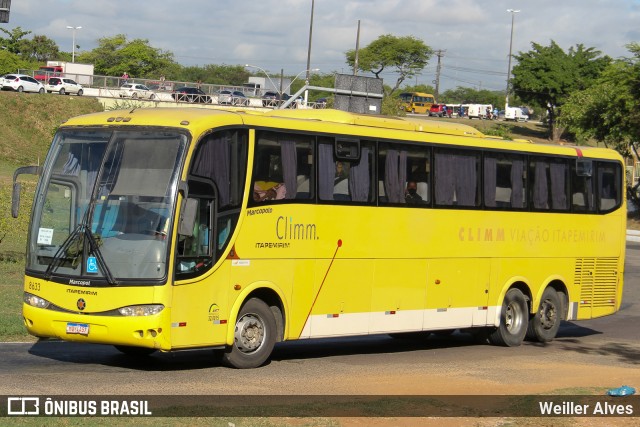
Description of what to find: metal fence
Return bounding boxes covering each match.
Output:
[15,69,327,109]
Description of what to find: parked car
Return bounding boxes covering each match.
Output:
[172,87,212,103]
[429,104,447,117]
[0,74,45,94]
[119,83,156,100]
[314,97,328,109]
[261,91,282,107]
[45,77,84,96]
[261,91,301,108]
[216,90,249,106]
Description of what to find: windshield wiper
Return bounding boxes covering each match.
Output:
[43,223,118,286]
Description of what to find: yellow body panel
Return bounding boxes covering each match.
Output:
[23,108,626,351]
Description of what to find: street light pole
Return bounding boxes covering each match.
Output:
[66,25,82,63]
[505,9,520,109]
[245,64,280,95]
[304,0,314,105]
[282,68,320,94]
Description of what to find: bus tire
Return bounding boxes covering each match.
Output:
[222,298,277,369]
[114,345,156,356]
[526,287,561,343]
[489,288,528,347]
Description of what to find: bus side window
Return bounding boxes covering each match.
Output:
[253,132,314,203]
[318,140,373,203]
[530,157,569,211]
[434,148,480,207]
[597,162,622,212]
[571,161,595,212]
[484,153,526,209]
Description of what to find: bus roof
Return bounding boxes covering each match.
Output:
[61,107,622,161]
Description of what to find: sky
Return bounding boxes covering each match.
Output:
[4,0,640,92]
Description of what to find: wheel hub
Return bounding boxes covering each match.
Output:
[234,314,265,353]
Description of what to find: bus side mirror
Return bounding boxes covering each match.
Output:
[11,182,21,218]
[178,198,198,237]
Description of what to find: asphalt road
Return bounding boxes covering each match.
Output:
[1,244,639,398]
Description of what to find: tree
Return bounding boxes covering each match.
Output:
[0,50,31,75]
[346,34,433,95]
[439,86,506,108]
[18,35,60,62]
[0,27,31,54]
[511,41,611,141]
[182,64,249,86]
[561,43,640,208]
[78,34,178,79]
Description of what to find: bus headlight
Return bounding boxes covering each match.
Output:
[24,292,50,309]
[118,304,164,316]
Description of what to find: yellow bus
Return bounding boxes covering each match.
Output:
[399,92,436,114]
[14,108,626,368]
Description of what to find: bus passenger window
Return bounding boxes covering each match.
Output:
[484,153,526,209]
[597,162,621,211]
[434,149,480,207]
[318,139,373,203]
[253,132,314,203]
[530,157,568,211]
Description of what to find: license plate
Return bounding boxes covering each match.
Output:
[66,322,89,335]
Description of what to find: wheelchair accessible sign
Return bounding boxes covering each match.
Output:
[86,256,99,274]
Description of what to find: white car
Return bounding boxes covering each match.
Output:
[45,77,84,96]
[119,83,156,100]
[0,74,45,94]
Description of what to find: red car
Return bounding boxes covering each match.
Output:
[429,104,448,117]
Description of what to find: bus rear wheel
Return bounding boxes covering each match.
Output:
[526,287,562,343]
[222,298,276,369]
[489,288,528,347]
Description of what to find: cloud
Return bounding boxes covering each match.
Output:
[4,0,639,91]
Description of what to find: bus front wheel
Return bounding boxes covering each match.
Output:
[222,298,277,369]
[526,287,562,343]
[489,288,528,347]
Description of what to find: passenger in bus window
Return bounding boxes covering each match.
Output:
[405,181,424,204]
[253,180,286,202]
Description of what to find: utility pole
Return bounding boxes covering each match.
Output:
[433,49,446,100]
[353,20,361,76]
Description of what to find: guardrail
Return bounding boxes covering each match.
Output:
[16,69,327,109]
[627,229,640,243]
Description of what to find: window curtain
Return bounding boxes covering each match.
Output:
[349,147,371,202]
[533,161,548,209]
[384,149,407,203]
[318,143,334,200]
[510,159,524,208]
[192,134,231,207]
[483,156,497,207]
[280,140,297,200]
[455,154,477,206]
[435,152,455,205]
[550,162,567,209]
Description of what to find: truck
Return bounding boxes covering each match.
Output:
[34,61,94,85]
[504,106,529,122]
[243,76,291,96]
[466,104,493,120]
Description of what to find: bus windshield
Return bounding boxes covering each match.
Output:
[27,129,187,284]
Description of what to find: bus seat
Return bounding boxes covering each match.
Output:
[297,175,309,192]
[495,186,512,204]
[333,179,350,201]
[600,198,616,210]
[417,182,429,201]
[572,192,585,207]
[378,180,386,197]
